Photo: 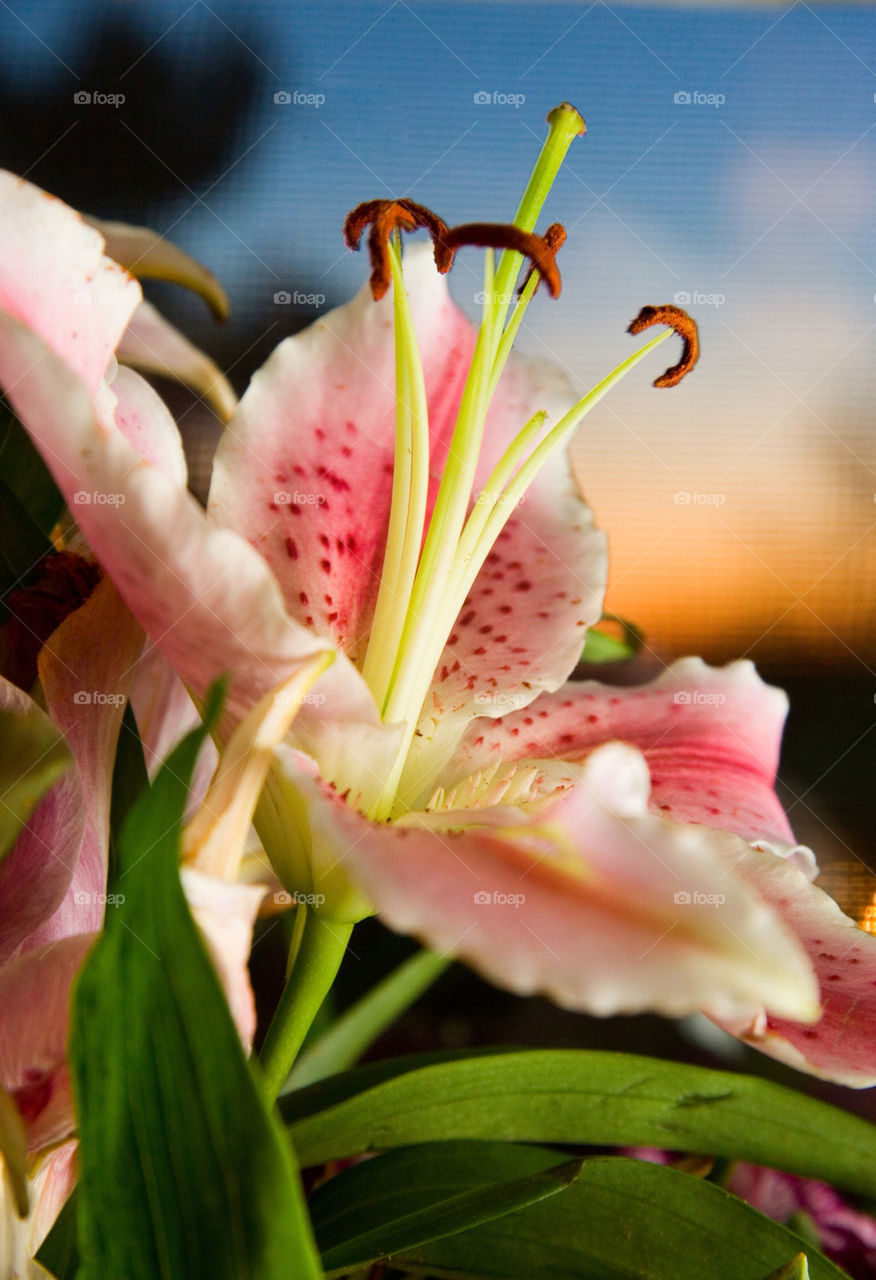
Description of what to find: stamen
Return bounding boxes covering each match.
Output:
[442,222,566,298]
[519,222,566,295]
[627,304,699,388]
[344,198,453,300]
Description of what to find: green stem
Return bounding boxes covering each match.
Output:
[259,908,353,1101]
[287,949,452,1091]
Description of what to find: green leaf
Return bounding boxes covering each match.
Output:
[36,1189,79,1279]
[283,1049,876,1200]
[0,704,70,864]
[579,612,644,664]
[107,701,149,880]
[70,681,323,1280]
[360,1147,844,1280]
[311,1142,582,1276]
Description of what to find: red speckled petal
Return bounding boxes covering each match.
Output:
[0,314,379,748]
[711,839,876,1086]
[211,249,605,696]
[210,245,473,662]
[0,170,139,394]
[276,742,817,1022]
[445,657,795,846]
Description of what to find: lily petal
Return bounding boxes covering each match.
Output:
[210,246,605,705]
[0,1139,76,1280]
[0,935,93,1153]
[446,657,800,849]
[274,741,818,1022]
[0,171,139,395]
[0,312,377,746]
[118,298,237,423]
[0,578,141,959]
[711,839,876,1087]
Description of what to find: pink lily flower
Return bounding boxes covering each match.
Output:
[1,105,875,1085]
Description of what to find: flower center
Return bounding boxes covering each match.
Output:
[345,102,698,822]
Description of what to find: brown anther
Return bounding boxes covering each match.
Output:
[442,222,566,299]
[520,222,566,296]
[627,304,699,388]
[343,198,452,300]
[0,552,101,691]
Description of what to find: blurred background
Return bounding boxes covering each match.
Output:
[2,0,875,1110]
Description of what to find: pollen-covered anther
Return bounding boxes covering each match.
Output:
[627,304,700,388]
[343,198,453,300]
[520,223,566,296]
[443,221,566,299]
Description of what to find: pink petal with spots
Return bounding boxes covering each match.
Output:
[275,741,817,1021]
[209,245,473,663]
[711,839,876,1086]
[0,315,379,747]
[0,935,93,1153]
[446,657,798,847]
[0,170,139,394]
[210,247,605,716]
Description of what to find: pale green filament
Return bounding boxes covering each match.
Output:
[380,107,585,737]
[361,101,677,823]
[361,240,430,707]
